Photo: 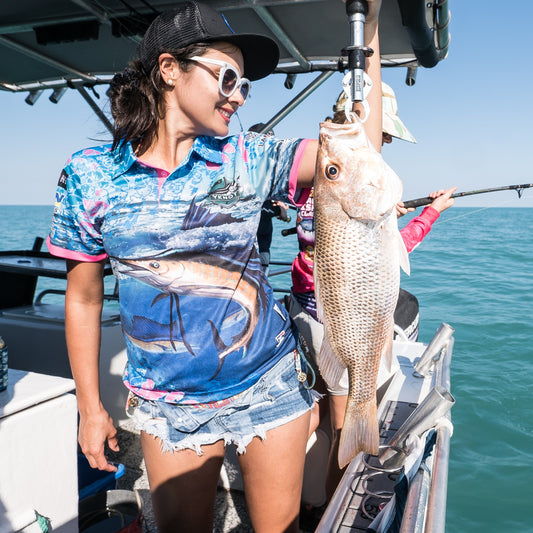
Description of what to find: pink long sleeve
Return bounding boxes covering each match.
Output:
[400,206,440,253]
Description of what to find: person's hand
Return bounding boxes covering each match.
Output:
[365,0,382,26]
[396,201,414,218]
[428,186,457,213]
[78,407,119,472]
[340,0,382,28]
[274,201,290,222]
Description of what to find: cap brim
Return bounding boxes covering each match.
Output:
[382,112,417,143]
[206,33,279,81]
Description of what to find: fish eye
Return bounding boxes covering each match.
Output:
[149,261,160,269]
[325,164,340,180]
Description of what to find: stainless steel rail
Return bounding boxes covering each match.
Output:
[316,330,455,533]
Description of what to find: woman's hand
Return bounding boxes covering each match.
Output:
[396,201,414,218]
[364,0,382,27]
[428,186,457,213]
[78,407,119,472]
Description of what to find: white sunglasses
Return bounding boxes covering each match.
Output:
[189,56,251,101]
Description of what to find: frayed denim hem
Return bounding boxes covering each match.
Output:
[131,389,321,457]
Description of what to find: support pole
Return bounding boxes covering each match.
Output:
[344,0,368,102]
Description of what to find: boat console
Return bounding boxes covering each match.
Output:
[0,242,129,423]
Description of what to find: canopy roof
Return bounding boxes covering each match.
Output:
[0,0,450,94]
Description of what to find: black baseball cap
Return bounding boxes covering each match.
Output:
[138,1,279,81]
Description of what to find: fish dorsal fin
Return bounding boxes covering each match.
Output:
[397,229,410,276]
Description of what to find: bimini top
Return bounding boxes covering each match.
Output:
[0,0,451,93]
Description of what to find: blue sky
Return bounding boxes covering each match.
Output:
[1,0,532,207]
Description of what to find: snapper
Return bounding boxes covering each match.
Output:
[314,116,409,468]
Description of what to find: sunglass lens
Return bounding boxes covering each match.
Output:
[240,82,250,101]
[222,68,238,95]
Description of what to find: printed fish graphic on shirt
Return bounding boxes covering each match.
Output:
[116,251,266,378]
[114,198,267,378]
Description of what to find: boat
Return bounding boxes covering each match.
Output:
[0,1,454,531]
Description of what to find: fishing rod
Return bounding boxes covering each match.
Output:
[280,183,533,237]
[403,183,533,209]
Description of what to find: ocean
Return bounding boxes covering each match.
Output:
[1,205,532,532]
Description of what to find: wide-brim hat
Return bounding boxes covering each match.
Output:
[381,82,416,143]
[138,1,279,81]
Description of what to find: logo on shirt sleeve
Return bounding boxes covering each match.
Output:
[57,169,68,190]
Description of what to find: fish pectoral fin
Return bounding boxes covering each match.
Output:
[151,292,169,306]
[316,334,346,389]
[397,230,410,275]
[314,273,324,323]
[338,398,379,468]
[208,320,230,381]
[381,333,394,374]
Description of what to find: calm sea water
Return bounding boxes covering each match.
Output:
[1,205,532,532]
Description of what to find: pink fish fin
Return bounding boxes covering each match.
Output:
[381,332,394,373]
[338,398,379,469]
[397,229,410,275]
[316,333,346,389]
[314,271,324,323]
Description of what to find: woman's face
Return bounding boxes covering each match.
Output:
[171,43,246,138]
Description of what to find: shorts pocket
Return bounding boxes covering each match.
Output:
[157,402,218,433]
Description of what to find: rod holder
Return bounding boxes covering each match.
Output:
[378,385,455,467]
[405,65,418,86]
[25,89,43,106]
[49,86,67,104]
[413,323,454,377]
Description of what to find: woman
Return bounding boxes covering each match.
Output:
[47,1,382,531]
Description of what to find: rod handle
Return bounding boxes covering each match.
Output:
[402,197,434,209]
[281,227,297,237]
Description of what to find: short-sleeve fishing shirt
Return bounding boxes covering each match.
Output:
[48,133,311,405]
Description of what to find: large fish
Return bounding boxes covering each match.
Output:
[314,116,410,468]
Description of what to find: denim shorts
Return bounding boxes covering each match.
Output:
[127,350,319,455]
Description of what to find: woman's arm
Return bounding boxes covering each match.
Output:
[66,259,119,472]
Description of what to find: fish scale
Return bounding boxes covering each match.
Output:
[314,117,408,468]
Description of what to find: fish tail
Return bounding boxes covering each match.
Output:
[338,398,379,469]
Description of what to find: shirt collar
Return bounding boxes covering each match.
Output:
[192,136,224,165]
[111,141,138,180]
[110,136,226,179]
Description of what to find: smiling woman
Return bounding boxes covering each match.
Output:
[43,0,379,531]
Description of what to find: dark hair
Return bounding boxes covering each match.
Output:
[107,42,209,155]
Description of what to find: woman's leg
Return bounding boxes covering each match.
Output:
[238,410,311,533]
[141,432,226,533]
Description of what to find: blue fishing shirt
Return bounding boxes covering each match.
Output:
[48,133,310,404]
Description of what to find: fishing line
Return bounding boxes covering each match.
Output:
[234,111,244,133]
[432,205,493,226]
[432,193,528,226]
